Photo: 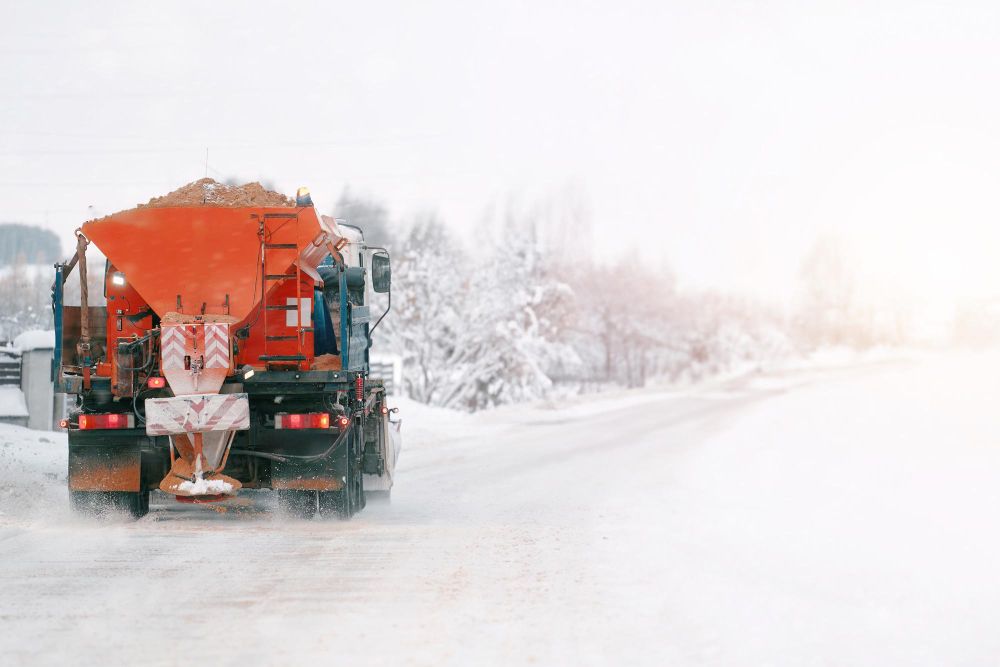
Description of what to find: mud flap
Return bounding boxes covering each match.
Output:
[69,447,142,492]
[271,458,344,492]
[363,413,400,492]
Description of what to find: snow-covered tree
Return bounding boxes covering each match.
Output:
[0,224,61,267]
[440,223,579,410]
[377,213,469,405]
[378,202,583,411]
[0,256,54,342]
[366,189,806,410]
[334,187,395,249]
[794,234,911,349]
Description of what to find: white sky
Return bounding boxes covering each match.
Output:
[2,1,1000,307]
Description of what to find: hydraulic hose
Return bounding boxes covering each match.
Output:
[230,422,353,463]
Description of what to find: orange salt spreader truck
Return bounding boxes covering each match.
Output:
[52,189,400,519]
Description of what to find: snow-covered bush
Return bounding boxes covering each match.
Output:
[377,211,581,411]
[371,194,799,411]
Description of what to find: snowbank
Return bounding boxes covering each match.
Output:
[0,386,28,418]
[388,395,477,448]
[13,329,54,351]
[0,423,67,520]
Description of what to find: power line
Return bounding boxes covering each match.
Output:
[0,181,173,187]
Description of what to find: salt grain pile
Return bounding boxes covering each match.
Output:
[136,178,294,208]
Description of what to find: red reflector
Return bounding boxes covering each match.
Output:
[147,376,166,389]
[275,413,331,429]
[78,413,134,430]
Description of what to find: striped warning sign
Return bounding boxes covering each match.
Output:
[145,393,250,436]
[161,323,230,371]
[161,325,188,370]
[204,323,230,369]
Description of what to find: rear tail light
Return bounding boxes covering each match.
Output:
[275,413,331,430]
[78,413,135,430]
[336,415,350,429]
[58,419,69,429]
[380,405,389,415]
[147,376,166,389]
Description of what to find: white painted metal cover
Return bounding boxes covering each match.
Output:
[145,393,250,436]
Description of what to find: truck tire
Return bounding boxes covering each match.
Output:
[275,490,317,519]
[71,490,150,520]
[319,481,365,519]
[318,488,350,519]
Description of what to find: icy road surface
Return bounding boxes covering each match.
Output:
[1,351,999,666]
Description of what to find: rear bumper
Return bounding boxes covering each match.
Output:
[67,427,346,492]
[145,393,250,435]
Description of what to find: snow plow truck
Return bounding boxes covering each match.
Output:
[52,185,400,519]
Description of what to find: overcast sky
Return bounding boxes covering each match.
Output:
[3,1,999,307]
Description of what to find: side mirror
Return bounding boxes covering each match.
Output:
[371,252,391,293]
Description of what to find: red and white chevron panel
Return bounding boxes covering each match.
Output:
[160,323,230,371]
[203,323,230,369]
[145,393,250,436]
[160,325,189,371]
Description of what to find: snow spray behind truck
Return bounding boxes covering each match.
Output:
[52,182,400,519]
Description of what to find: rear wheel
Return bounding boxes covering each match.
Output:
[275,490,317,519]
[318,487,349,519]
[70,490,150,519]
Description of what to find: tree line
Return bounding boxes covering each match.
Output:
[0,191,917,405]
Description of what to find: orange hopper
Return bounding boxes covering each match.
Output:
[83,206,333,321]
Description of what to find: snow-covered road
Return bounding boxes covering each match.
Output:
[1,351,998,666]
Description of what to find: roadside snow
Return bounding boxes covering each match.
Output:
[13,329,54,351]
[0,423,66,519]
[0,386,29,417]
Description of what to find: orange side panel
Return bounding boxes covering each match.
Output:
[105,263,155,395]
[237,276,316,369]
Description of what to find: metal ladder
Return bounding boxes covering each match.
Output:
[259,213,308,369]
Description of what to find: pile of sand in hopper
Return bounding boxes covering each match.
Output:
[133,178,294,209]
